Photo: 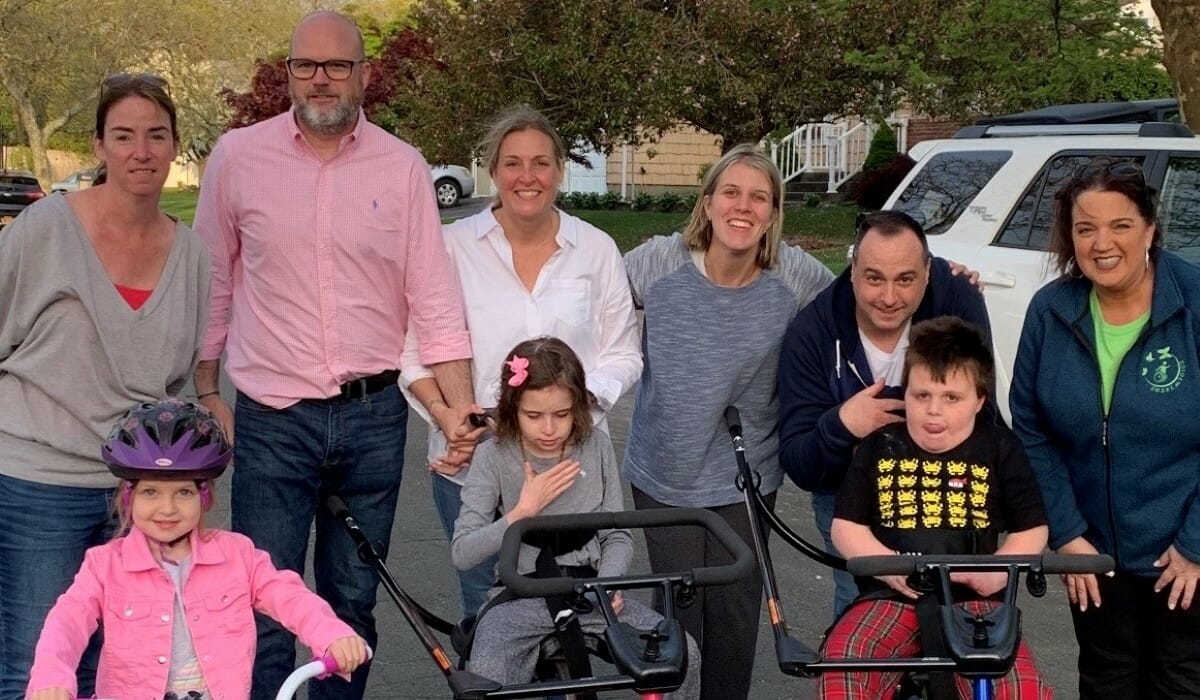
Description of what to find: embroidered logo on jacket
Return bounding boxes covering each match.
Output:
[1141,346,1185,394]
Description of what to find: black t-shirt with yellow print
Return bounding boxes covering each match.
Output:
[836,419,1048,594]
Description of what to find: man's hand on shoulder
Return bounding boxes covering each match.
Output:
[837,378,904,438]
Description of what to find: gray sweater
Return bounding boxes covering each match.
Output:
[0,194,211,487]
[452,430,633,579]
[623,234,833,507]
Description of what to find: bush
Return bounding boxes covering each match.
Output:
[599,191,623,210]
[631,192,656,211]
[680,192,699,213]
[848,153,916,210]
[580,192,601,210]
[862,122,900,173]
[556,191,571,208]
[804,193,822,208]
[655,192,683,213]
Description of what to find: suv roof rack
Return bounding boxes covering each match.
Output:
[977,99,1180,126]
[953,122,1194,139]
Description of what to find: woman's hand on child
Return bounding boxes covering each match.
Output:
[328,635,370,674]
[508,459,581,522]
[611,591,625,615]
[27,688,71,700]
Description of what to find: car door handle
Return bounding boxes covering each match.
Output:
[981,272,1016,288]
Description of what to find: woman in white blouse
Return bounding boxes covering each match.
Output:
[402,105,642,616]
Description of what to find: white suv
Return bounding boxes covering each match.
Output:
[882,122,1200,418]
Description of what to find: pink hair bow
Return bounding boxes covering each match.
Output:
[506,355,529,387]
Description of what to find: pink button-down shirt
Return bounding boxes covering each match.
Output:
[194,109,470,408]
[28,528,355,700]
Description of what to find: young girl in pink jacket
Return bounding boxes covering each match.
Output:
[26,399,368,700]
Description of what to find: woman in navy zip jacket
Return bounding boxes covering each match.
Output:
[1010,159,1200,699]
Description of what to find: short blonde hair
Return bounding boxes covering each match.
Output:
[680,143,784,269]
[479,105,568,177]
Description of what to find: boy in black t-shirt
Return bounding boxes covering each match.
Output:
[818,317,1052,699]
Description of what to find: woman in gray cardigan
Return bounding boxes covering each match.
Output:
[0,74,210,700]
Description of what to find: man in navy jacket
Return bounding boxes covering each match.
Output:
[777,210,992,617]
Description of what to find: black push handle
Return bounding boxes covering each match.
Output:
[724,406,743,440]
[499,508,754,597]
[847,552,1115,577]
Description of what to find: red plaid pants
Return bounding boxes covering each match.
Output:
[817,598,1053,699]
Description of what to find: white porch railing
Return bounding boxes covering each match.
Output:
[769,118,908,193]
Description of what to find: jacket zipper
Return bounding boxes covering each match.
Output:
[1068,322,1123,571]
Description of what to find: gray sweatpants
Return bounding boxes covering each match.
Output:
[467,593,700,699]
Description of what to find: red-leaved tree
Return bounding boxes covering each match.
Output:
[220,29,438,130]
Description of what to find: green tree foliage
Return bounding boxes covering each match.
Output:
[835,0,1172,120]
[861,122,898,173]
[0,0,307,186]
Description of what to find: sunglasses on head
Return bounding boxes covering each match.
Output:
[101,72,169,95]
[1073,160,1144,183]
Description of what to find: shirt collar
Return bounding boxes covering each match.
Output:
[475,206,577,248]
[121,527,224,571]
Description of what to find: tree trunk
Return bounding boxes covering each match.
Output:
[1151,0,1200,130]
[11,101,54,189]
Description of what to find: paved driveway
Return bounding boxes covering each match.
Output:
[203,382,1083,698]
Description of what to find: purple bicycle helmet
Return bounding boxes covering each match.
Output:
[102,398,231,481]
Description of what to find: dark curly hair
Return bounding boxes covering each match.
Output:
[903,316,994,398]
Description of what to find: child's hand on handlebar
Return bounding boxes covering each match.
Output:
[26,688,71,700]
[879,574,920,599]
[950,571,1008,597]
[327,635,370,675]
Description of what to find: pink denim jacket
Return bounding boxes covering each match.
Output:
[28,528,356,699]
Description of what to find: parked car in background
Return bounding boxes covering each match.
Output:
[882,116,1200,419]
[430,164,474,208]
[51,168,98,193]
[0,171,46,228]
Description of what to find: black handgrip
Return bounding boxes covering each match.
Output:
[847,553,1116,577]
[327,495,352,520]
[499,508,754,598]
[724,406,743,440]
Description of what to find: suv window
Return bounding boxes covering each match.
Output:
[0,175,40,189]
[892,151,1011,235]
[1160,156,1200,265]
[995,154,1146,251]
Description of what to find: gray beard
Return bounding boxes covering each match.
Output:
[296,100,357,136]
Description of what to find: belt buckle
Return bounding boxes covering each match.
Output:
[340,378,367,399]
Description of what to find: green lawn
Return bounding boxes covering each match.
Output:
[159,188,855,273]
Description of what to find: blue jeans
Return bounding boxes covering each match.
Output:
[431,473,497,617]
[233,387,407,700]
[0,473,116,700]
[811,491,859,621]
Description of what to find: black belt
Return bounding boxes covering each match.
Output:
[337,370,400,399]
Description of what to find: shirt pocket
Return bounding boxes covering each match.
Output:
[546,279,591,327]
[204,586,253,634]
[105,597,155,650]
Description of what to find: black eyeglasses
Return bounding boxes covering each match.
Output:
[101,72,169,96]
[1073,160,1144,184]
[285,58,363,81]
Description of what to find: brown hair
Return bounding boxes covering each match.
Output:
[1048,157,1160,277]
[681,143,784,269]
[94,73,178,186]
[495,336,592,448]
[479,105,568,179]
[903,316,994,398]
